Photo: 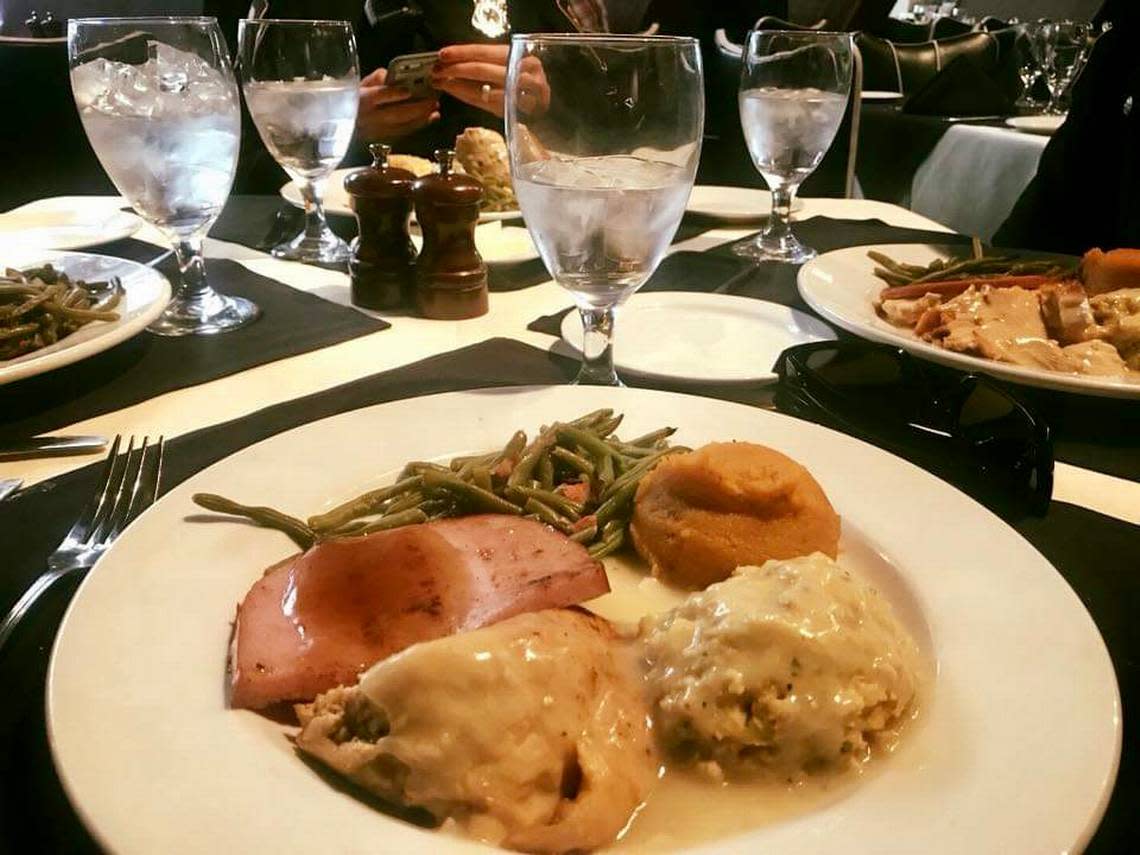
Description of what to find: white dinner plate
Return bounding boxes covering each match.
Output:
[48,386,1120,854]
[797,243,1140,398]
[0,249,170,386]
[560,293,835,384]
[0,206,142,251]
[280,168,521,222]
[861,90,904,101]
[1005,114,1066,136]
[409,220,539,264]
[686,184,803,222]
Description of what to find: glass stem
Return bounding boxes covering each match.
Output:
[172,236,211,300]
[765,183,797,242]
[300,177,329,243]
[576,305,620,386]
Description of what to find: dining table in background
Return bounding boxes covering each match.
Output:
[0,189,1136,854]
[857,103,1050,240]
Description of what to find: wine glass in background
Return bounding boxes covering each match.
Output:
[68,17,258,336]
[1014,22,1049,111]
[736,31,853,264]
[238,19,359,263]
[505,34,704,386]
[1043,20,1091,115]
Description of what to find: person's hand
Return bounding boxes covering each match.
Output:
[357,67,440,141]
[432,45,552,118]
[431,44,509,117]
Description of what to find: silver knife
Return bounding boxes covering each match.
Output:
[0,479,21,501]
[0,436,108,461]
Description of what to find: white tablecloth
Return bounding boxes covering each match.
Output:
[911,124,1049,241]
[3,193,1136,527]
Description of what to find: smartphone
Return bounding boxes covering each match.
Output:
[386,51,440,100]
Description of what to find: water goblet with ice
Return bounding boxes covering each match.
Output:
[238,19,359,264]
[68,17,258,335]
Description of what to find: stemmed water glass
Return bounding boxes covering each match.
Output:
[68,17,258,336]
[238,19,359,263]
[735,31,853,265]
[1042,21,1091,115]
[505,35,703,387]
[1014,22,1049,110]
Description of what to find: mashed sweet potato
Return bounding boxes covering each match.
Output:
[630,442,840,589]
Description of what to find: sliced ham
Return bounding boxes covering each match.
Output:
[230,515,608,710]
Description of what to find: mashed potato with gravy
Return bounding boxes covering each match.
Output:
[630,442,841,589]
[641,555,924,780]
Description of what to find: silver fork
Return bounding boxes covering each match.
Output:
[0,435,164,652]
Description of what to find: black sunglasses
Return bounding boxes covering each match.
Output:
[774,341,1054,516]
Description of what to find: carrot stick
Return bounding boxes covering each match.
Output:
[879,274,1053,301]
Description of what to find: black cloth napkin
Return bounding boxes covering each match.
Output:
[0,337,1135,854]
[0,258,389,441]
[902,54,1014,118]
[207,196,720,294]
[527,217,971,336]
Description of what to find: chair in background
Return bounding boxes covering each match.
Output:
[872,17,935,43]
[856,28,1019,100]
[0,38,114,211]
[931,16,976,39]
[703,26,863,198]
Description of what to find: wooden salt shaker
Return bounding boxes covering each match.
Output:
[344,143,417,310]
[412,149,489,319]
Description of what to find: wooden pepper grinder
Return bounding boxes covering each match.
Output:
[344,143,417,310]
[412,149,489,319]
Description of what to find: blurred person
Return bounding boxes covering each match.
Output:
[995,0,1140,254]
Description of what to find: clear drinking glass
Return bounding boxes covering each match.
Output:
[735,31,853,265]
[1043,21,1091,115]
[1014,22,1048,110]
[238,19,359,263]
[68,17,258,336]
[505,35,703,386]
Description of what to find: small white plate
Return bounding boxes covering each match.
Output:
[0,249,170,386]
[686,185,804,222]
[560,292,835,384]
[0,207,141,251]
[47,386,1121,854]
[1005,114,1066,136]
[409,220,538,265]
[862,90,904,101]
[281,169,521,222]
[798,243,1140,398]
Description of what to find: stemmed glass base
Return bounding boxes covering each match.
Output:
[732,229,817,265]
[573,305,623,387]
[148,290,260,337]
[733,184,816,264]
[274,177,350,264]
[148,236,260,337]
[269,224,350,264]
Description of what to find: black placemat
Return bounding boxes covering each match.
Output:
[0,337,1134,854]
[0,258,389,441]
[207,196,720,294]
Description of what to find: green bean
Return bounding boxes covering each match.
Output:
[421,469,523,515]
[627,427,677,448]
[538,451,555,490]
[594,413,624,437]
[597,452,615,488]
[0,322,38,340]
[383,490,425,516]
[601,446,687,503]
[307,476,423,531]
[588,527,625,559]
[471,466,493,491]
[557,425,619,462]
[508,438,551,487]
[356,508,429,535]
[595,479,638,529]
[524,497,573,532]
[192,493,315,549]
[550,445,595,476]
[509,485,583,519]
[569,408,613,429]
[569,523,597,544]
[41,302,119,322]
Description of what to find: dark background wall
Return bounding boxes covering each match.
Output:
[970,0,1102,20]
